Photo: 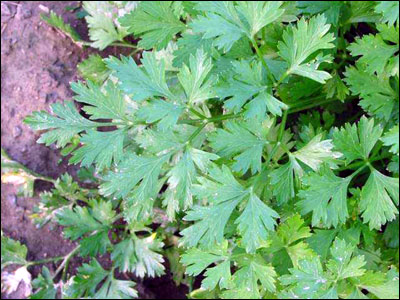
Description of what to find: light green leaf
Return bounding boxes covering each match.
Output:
[77,54,110,85]
[375,1,399,26]
[164,149,218,220]
[180,165,248,248]
[24,101,101,148]
[298,165,352,228]
[217,60,287,117]
[69,129,125,171]
[137,99,184,131]
[333,116,383,164]
[178,49,216,105]
[1,232,27,268]
[71,81,128,122]
[278,15,335,83]
[209,120,269,174]
[344,66,398,121]
[326,238,366,280]
[100,153,169,199]
[106,52,175,101]
[382,125,399,155]
[192,1,284,52]
[235,191,279,253]
[120,1,185,50]
[83,2,131,50]
[348,34,398,75]
[360,169,399,230]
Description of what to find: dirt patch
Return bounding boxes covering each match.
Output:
[1,2,187,299]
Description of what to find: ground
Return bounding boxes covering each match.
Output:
[1,2,187,298]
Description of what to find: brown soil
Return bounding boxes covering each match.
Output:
[1,2,187,299]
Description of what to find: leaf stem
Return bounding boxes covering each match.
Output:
[189,107,207,120]
[53,245,81,280]
[288,97,338,114]
[24,255,65,267]
[264,110,289,165]
[275,70,289,87]
[187,123,207,144]
[251,38,276,84]
[207,113,239,123]
[110,41,139,50]
[1,161,56,184]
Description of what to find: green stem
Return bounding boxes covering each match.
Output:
[251,38,276,84]
[187,123,207,144]
[207,113,239,123]
[337,154,392,172]
[264,110,289,165]
[189,107,207,120]
[275,71,289,87]
[24,255,64,267]
[53,245,81,280]
[1,161,56,184]
[110,41,139,50]
[288,97,338,114]
[348,164,369,180]
[277,110,289,142]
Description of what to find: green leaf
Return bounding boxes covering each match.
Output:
[31,267,57,299]
[359,269,400,299]
[69,259,137,299]
[280,257,328,298]
[56,200,115,256]
[180,165,248,248]
[270,134,341,205]
[291,134,341,172]
[111,238,137,274]
[344,66,398,121]
[71,80,129,122]
[324,71,350,102]
[298,1,345,25]
[178,49,216,105]
[1,232,27,268]
[333,116,383,164]
[137,100,184,131]
[41,10,81,43]
[191,1,284,52]
[269,215,314,273]
[375,1,400,26]
[348,34,398,75]
[298,165,352,228]
[209,120,269,174]
[217,60,287,117]
[382,125,399,155]
[100,153,170,199]
[269,158,299,205]
[181,242,231,290]
[69,259,109,297]
[24,101,100,148]
[164,148,218,220]
[360,169,399,230]
[95,277,138,299]
[235,191,279,253]
[278,15,335,83]
[133,234,165,278]
[223,254,277,298]
[69,129,125,171]
[106,52,175,101]
[326,238,366,280]
[120,1,185,50]
[172,33,214,68]
[77,54,110,85]
[83,2,130,50]
[307,229,338,260]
